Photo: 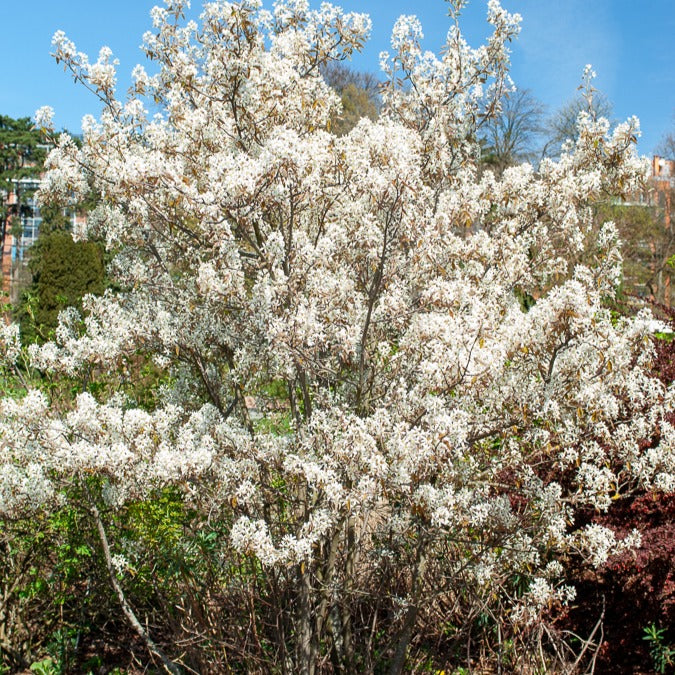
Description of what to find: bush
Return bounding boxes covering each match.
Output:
[1,1,673,672]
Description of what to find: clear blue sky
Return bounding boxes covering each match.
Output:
[1,0,673,156]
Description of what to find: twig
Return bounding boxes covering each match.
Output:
[572,595,605,673]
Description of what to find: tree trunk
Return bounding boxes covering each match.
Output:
[388,537,428,675]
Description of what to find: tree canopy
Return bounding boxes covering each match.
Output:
[481,87,546,173]
[0,1,673,672]
[18,228,105,342]
[321,62,380,135]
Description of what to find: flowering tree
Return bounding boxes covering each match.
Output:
[2,0,674,671]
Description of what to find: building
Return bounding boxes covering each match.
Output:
[650,155,674,229]
[1,178,86,304]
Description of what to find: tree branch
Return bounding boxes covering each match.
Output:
[87,494,183,675]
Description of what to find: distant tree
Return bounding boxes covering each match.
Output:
[656,119,674,159]
[545,91,613,157]
[0,116,47,267]
[333,82,378,136]
[594,201,674,304]
[321,62,380,135]
[481,88,546,174]
[16,194,105,343]
[321,61,380,97]
[23,231,104,340]
[544,66,614,158]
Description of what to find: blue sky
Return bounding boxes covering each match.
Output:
[1,0,672,156]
